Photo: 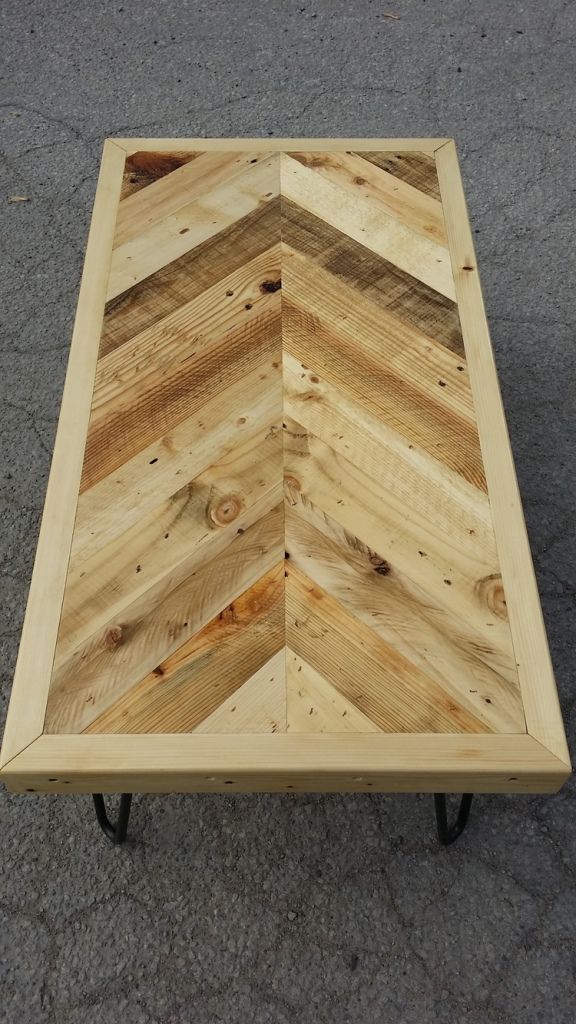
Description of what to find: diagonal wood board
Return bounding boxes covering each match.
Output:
[0,138,570,794]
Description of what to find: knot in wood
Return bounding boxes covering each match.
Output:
[370,557,391,576]
[475,574,508,620]
[284,475,302,506]
[260,279,282,293]
[209,494,243,526]
[103,625,123,650]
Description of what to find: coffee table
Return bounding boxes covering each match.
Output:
[1,137,570,846]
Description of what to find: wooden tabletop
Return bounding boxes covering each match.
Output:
[0,138,570,794]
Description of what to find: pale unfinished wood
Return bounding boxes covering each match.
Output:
[0,137,569,795]
[56,425,282,669]
[284,504,524,733]
[356,151,442,200]
[1,734,566,794]
[286,563,491,735]
[282,244,481,484]
[113,137,452,155]
[286,649,380,734]
[0,140,125,768]
[282,417,513,660]
[281,155,456,300]
[108,157,279,300]
[114,150,272,247]
[290,150,447,245]
[45,508,283,734]
[194,651,286,734]
[435,140,570,767]
[83,563,284,735]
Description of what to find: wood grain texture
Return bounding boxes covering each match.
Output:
[108,154,279,299]
[102,200,279,356]
[114,138,452,154]
[45,507,284,734]
[0,140,126,767]
[435,140,570,767]
[282,199,463,355]
[357,151,442,200]
[0,138,569,794]
[281,154,456,300]
[83,563,284,734]
[120,150,201,200]
[194,651,285,734]
[286,649,380,734]
[2,734,567,795]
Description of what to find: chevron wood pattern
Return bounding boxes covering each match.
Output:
[41,142,521,738]
[1,139,569,795]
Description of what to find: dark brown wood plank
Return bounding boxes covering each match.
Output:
[355,150,441,200]
[120,150,203,200]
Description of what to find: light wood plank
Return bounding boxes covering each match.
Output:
[57,424,282,668]
[282,198,463,356]
[194,651,286,734]
[281,153,456,300]
[84,564,284,734]
[83,253,281,490]
[356,150,441,200]
[283,416,514,662]
[283,350,493,574]
[94,246,280,425]
[102,199,279,357]
[3,733,567,794]
[285,503,524,732]
[72,366,280,562]
[113,137,451,155]
[44,506,284,734]
[0,140,125,768]
[286,649,379,734]
[435,140,570,766]
[108,155,279,300]
[290,150,447,244]
[282,245,484,488]
[287,564,490,734]
[114,150,273,247]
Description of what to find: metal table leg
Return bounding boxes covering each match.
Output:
[434,793,474,845]
[92,793,133,844]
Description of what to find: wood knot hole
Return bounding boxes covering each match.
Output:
[210,494,244,526]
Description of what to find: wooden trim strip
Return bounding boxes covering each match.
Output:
[1,733,569,794]
[0,141,126,768]
[435,140,570,767]
[112,137,451,155]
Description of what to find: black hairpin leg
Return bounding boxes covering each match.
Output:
[92,793,132,844]
[434,793,474,846]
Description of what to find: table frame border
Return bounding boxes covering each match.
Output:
[0,137,570,795]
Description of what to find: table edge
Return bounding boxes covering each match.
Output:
[109,136,453,154]
[1,734,570,795]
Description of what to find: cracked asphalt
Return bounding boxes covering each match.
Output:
[1,1,575,1022]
